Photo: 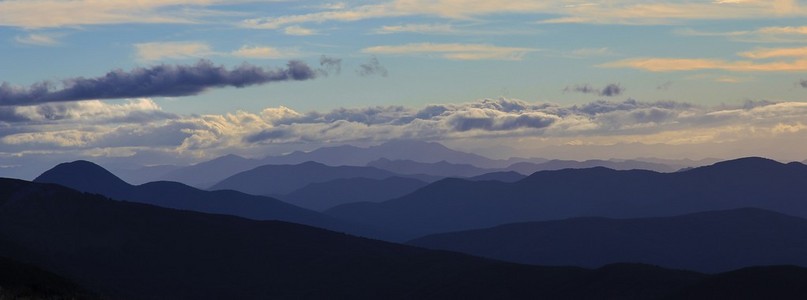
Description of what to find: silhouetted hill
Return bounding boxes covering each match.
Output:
[0,178,739,299]
[159,154,261,188]
[367,158,493,177]
[468,171,526,182]
[409,208,807,273]
[260,140,505,168]
[506,159,676,174]
[327,157,807,240]
[672,265,807,299]
[34,160,371,237]
[0,256,98,300]
[210,161,404,195]
[282,177,428,211]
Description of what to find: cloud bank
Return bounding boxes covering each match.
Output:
[4,97,807,164]
[0,60,318,106]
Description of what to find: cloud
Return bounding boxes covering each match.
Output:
[374,23,455,34]
[283,25,318,36]
[362,43,535,60]
[799,79,807,88]
[135,41,213,62]
[14,33,60,46]
[6,97,807,165]
[241,0,807,31]
[230,46,302,59]
[319,55,342,76]
[0,0,231,28]
[0,60,318,106]
[564,84,623,97]
[601,56,807,72]
[674,25,807,43]
[356,57,388,77]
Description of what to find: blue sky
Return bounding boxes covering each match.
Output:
[2,0,807,176]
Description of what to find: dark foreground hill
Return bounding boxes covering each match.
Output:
[33,160,377,238]
[0,178,714,299]
[0,256,98,300]
[410,208,807,273]
[328,157,807,240]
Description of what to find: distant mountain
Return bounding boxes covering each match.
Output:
[410,208,807,273]
[210,161,406,196]
[113,164,180,185]
[0,178,746,299]
[282,177,428,211]
[468,171,526,182]
[260,140,507,168]
[367,158,494,177]
[328,157,807,240]
[33,161,371,237]
[506,159,677,175]
[0,256,98,300]
[158,154,261,188]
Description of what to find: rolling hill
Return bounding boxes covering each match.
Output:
[33,160,373,237]
[409,208,807,273]
[328,157,807,240]
[281,176,428,211]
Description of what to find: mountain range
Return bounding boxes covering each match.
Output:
[280,176,429,211]
[410,208,807,273]
[4,178,807,298]
[33,160,376,238]
[327,157,807,240]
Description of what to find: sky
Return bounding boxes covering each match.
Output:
[2,0,807,177]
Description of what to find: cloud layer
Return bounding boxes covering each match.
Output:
[0,60,318,106]
[4,97,807,164]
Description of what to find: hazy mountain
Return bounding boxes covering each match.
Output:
[0,178,737,299]
[0,256,98,300]
[33,160,371,237]
[113,164,181,185]
[210,161,404,196]
[506,159,677,175]
[158,154,262,188]
[328,157,807,240]
[260,140,506,168]
[410,208,807,273]
[282,177,428,211]
[467,171,527,182]
[367,158,494,177]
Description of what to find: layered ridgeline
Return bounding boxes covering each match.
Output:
[280,176,429,211]
[3,178,807,299]
[410,208,807,273]
[328,157,807,240]
[33,160,379,238]
[209,161,438,196]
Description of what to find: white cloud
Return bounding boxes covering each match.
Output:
[375,23,456,34]
[230,46,302,59]
[362,43,535,60]
[0,0,237,28]
[134,41,213,62]
[283,25,318,36]
[4,97,807,164]
[14,33,60,46]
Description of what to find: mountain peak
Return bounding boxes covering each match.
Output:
[34,160,131,193]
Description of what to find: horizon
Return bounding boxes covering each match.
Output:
[3,0,807,177]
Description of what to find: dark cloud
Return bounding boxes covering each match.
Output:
[799,79,807,88]
[657,81,673,90]
[244,128,293,143]
[564,83,623,97]
[0,60,318,106]
[357,56,388,77]
[600,84,623,97]
[319,55,342,76]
